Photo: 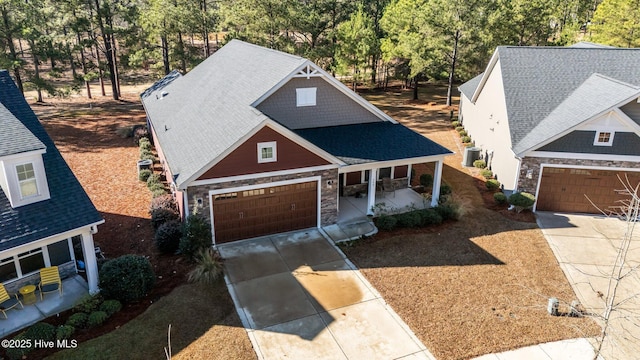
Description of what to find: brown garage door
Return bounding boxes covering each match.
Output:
[212,182,317,244]
[537,167,640,214]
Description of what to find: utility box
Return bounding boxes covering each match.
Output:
[547,297,559,316]
[137,159,153,176]
[462,147,481,167]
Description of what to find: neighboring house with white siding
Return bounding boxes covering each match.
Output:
[459,43,640,214]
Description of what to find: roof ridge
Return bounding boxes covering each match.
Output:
[228,39,306,61]
[590,72,640,89]
[500,45,640,50]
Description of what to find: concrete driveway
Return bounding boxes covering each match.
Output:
[537,212,640,360]
[218,229,435,360]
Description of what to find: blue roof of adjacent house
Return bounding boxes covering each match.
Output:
[0,70,103,251]
[295,122,453,165]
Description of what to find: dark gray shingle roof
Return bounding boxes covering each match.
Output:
[495,46,640,151]
[295,122,453,165]
[458,73,483,100]
[0,103,45,157]
[0,71,103,250]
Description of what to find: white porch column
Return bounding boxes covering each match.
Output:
[367,168,378,216]
[431,159,443,207]
[81,232,99,294]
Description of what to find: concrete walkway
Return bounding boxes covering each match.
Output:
[218,229,435,360]
[537,212,640,360]
[472,338,598,360]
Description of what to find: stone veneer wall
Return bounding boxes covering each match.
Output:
[187,168,339,227]
[518,156,640,193]
[4,261,77,294]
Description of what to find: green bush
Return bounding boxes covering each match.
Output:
[116,126,133,138]
[155,221,183,254]
[461,136,471,143]
[24,322,55,341]
[451,120,460,128]
[394,211,422,228]
[148,182,165,193]
[419,208,443,226]
[465,141,476,148]
[188,248,224,285]
[419,173,433,187]
[99,255,156,303]
[139,138,152,151]
[480,169,493,179]
[152,188,168,197]
[146,173,161,186]
[455,126,464,132]
[440,183,452,196]
[435,203,461,221]
[6,333,30,360]
[73,294,104,314]
[150,194,177,213]
[473,159,486,168]
[140,153,157,163]
[458,129,467,137]
[56,325,75,340]
[508,192,535,208]
[100,299,123,317]
[66,312,88,328]
[486,179,501,190]
[494,192,507,204]
[87,311,109,327]
[375,214,397,231]
[139,169,152,182]
[179,215,213,259]
[150,207,180,229]
[139,147,152,159]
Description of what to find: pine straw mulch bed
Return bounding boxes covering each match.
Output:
[344,85,600,360]
[27,94,253,359]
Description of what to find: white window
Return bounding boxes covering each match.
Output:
[296,87,317,107]
[594,131,614,146]
[16,163,38,198]
[257,141,277,163]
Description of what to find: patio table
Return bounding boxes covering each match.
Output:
[19,285,37,305]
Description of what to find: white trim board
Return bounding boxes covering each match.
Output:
[526,151,640,162]
[338,154,450,173]
[190,164,338,187]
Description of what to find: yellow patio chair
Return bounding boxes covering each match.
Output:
[39,266,63,300]
[0,284,23,318]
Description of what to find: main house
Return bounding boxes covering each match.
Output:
[0,71,103,294]
[142,40,452,244]
[459,43,640,214]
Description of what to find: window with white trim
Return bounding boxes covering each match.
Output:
[257,141,277,163]
[0,257,17,283]
[594,131,614,146]
[16,163,38,198]
[296,87,317,107]
[17,248,45,276]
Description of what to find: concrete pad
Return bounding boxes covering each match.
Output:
[232,272,317,330]
[495,344,551,360]
[37,276,89,316]
[539,338,598,360]
[292,260,376,312]
[322,224,350,243]
[219,237,289,283]
[395,350,436,359]
[319,299,423,360]
[271,230,343,269]
[252,314,347,359]
[546,236,620,266]
[340,221,377,239]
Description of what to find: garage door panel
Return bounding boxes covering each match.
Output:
[213,181,318,244]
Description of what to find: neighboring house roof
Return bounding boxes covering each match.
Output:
[296,122,452,165]
[463,46,640,154]
[569,41,616,48]
[458,73,483,100]
[515,74,640,154]
[0,70,103,250]
[142,40,438,188]
[0,103,45,157]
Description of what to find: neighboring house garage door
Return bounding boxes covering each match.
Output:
[212,181,317,244]
[537,167,640,214]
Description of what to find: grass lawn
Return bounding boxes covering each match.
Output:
[47,281,255,360]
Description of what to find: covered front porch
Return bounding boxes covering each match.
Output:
[337,187,430,223]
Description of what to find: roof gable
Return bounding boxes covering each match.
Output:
[0,103,45,157]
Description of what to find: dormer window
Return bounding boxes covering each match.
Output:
[594,131,614,146]
[16,163,38,198]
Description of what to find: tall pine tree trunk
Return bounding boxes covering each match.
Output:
[93,0,119,100]
[446,29,460,107]
[202,0,210,57]
[76,28,92,99]
[413,76,419,100]
[161,33,170,75]
[178,31,186,73]
[1,6,23,93]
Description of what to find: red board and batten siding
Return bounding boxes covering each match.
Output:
[197,126,331,180]
[150,125,186,219]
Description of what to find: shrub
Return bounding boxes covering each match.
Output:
[150,207,180,229]
[179,215,213,259]
[395,211,422,228]
[486,179,501,190]
[151,194,177,212]
[419,173,433,187]
[494,192,507,204]
[473,159,486,168]
[451,120,459,128]
[188,248,224,284]
[508,192,535,209]
[139,169,152,182]
[147,173,161,187]
[461,136,471,143]
[140,153,157,163]
[6,333,30,360]
[435,203,461,221]
[375,214,397,231]
[73,294,104,314]
[133,126,149,145]
[24,322,55,341]
[440,183,452,197]
[480,169,493,179]
[148,183,165,193]
[56,325,75,340]
[152,188,168,197]
[66,312,88,328]
[87,311,109,327]
[139,147,152,159]
[99,255,156,303]
[139,137,152,151]
[155,221,182,254]
[116,126,133,138]
[455,126,464,132]
[465,141,475,148]
[100,300,122,317]
[419,208,443,226]
[458,130,467,137]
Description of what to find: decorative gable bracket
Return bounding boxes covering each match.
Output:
[293,65,321,79]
